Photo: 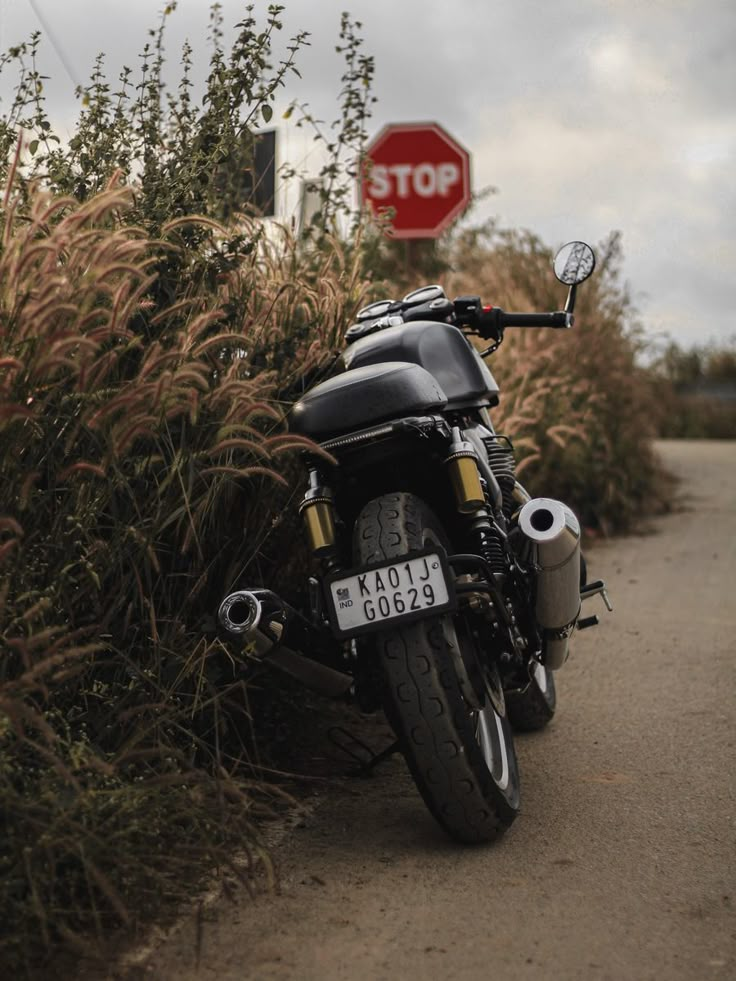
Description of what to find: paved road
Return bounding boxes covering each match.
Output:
[147,440,735,981]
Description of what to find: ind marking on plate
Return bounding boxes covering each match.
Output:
[329,553,449,632]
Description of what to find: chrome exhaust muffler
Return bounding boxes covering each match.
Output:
[218,588,353,697]
[516,497,581,669]
[219,589,287,658]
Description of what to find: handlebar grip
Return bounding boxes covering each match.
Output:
[475,307,572,340]
[500,311,572,328]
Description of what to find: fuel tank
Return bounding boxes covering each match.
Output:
[341,321,500,408]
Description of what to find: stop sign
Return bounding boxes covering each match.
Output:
[361,122,471,239]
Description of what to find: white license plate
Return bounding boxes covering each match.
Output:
[327,551,454,637]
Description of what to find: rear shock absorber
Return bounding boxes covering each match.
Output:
[482,434,517,517]
[444,427,486,514]
[479,519,506,575]
[299,467,339,572]
[467,509,506,576]
[444,428,507,575]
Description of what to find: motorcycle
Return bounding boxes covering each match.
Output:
[218,240,612,844]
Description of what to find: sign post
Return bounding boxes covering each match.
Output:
[361,122,472,240]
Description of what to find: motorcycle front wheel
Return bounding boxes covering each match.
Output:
[354,492,520,844]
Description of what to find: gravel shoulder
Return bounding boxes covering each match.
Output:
[140,440,736,981]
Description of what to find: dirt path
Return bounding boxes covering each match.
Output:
[144,440,735,981]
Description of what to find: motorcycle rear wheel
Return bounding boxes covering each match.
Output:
[354,492,520,844]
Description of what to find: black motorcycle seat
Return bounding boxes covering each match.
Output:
[289,361,448,440]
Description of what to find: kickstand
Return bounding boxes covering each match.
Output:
[327,725,399,777]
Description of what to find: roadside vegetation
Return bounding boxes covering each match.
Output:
[0,7,372,974]
[0,2,711,974]
[647,340,736,439]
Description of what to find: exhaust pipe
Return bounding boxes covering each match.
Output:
[218,588,354,698]
[516,498,581,669]
[219,589,286,658]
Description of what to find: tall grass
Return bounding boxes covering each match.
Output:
[0,5,378,969]
[0,166,368,972]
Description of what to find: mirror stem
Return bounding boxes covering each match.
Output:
[564,283,577,315]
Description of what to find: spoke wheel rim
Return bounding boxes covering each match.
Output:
[472,662,520,807]
[476,704,511,791]
[532,660,549,694]
[422,522,519,808]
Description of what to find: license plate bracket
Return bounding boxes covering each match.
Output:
[325,547,456,639]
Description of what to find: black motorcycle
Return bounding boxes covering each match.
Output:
[218,240,611,843]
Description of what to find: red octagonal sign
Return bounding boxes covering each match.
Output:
[361,122,471,239]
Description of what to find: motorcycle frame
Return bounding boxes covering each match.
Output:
[289,406,540,708]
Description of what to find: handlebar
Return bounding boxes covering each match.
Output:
[346,292,574,346]
[453,297,572,340]
[482,308,572,333]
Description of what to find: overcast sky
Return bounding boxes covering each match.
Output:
[1,0,734,349]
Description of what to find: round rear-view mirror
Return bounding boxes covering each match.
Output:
[553,242,596,285]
